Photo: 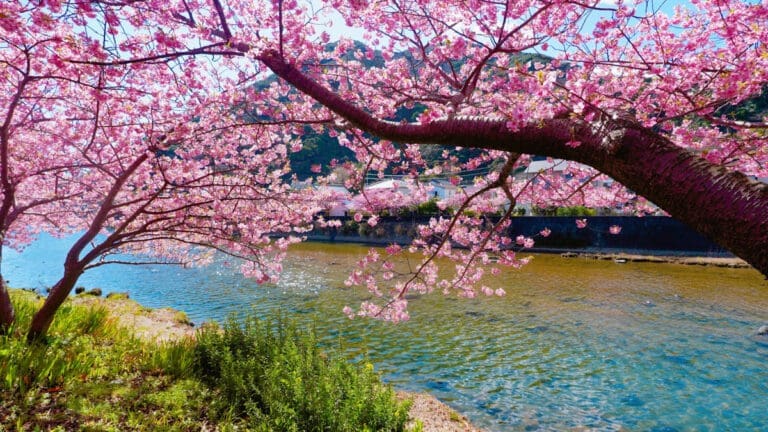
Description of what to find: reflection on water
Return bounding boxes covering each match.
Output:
[5,237,768,431]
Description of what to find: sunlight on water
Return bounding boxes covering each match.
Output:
[5,238,768,431]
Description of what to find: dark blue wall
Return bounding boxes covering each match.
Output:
[505,216,728,255]
[308,216,730,256]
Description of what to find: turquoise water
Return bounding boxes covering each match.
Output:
[5,236,768,431]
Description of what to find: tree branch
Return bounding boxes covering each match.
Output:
[258,50,768,276]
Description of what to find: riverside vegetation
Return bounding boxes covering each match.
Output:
[0,290,413,431]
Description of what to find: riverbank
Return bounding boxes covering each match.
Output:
[70,293,484,432]
[307,215,733,258]
[558,251,750,268]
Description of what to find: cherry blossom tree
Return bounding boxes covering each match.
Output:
[0,4,104,331]
[0,2,320,338]
[257,0,768,319]
[3,0,768,327]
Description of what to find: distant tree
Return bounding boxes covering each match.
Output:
[288,127,354,179]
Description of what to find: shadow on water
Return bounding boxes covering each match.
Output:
[5,237,768,431]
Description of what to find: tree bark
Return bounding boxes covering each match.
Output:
[27,267,83,341]
[259,51,768,277]
[0,276,14,334]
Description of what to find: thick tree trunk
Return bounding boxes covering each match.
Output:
[260,51,768,277]
[0,276,14,334]
[27,267,82,341]
[587,128,768,277]
[26,154,146,341]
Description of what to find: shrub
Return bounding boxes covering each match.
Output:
[341,220,359,235]
[555,206,597,217]
[192,315,411,431]
[357,223,372,236]
[413,199,439,215]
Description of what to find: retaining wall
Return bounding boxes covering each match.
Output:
[307,216,731,256]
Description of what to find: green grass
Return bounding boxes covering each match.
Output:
[193,315,411,431]
[1,290,413,431]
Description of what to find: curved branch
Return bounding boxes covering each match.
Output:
[259,51,768,276]
[68,43,245,66]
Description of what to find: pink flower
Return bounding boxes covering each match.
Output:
[367,215,379,226]
[343,306,355,319]
[609,225,622,235]
[385,244,401,255]
[576,219,588,229]
[494,288,506,297]
[353,213,363,222]
[565,140,582,148]
[310,164,322,173]
[540,227,551,237]
[516,235,526,245]
[524,238,535,249]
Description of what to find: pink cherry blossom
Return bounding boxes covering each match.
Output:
[4,0,768,334]
[385,244,402,255]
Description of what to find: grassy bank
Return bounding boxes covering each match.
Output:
[1,290,413,431]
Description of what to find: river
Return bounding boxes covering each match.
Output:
[5,236,768,431]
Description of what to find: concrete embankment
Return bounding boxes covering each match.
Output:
[308,215,736,260]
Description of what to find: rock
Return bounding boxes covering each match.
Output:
[86,288,102,296]
[106,291,130,300]
[757,325,768,336]
[74,286,85,294]
[170,310,193,326]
